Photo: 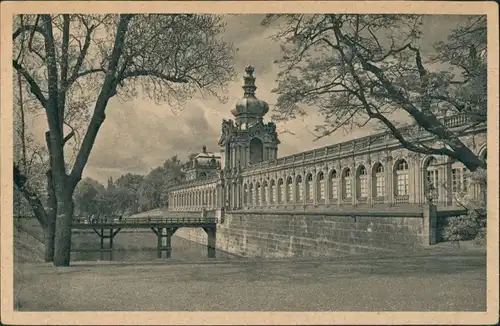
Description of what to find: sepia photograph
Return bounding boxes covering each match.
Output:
[1,1,498,325]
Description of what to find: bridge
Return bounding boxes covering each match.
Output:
[71,215,218,261]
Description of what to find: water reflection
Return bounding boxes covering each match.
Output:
[71,233,240,262]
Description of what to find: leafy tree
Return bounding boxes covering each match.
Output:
[264,14,486,171]
[73,177,106,217]
[138,156,184,211]
[114,173,144,214]
[13,14,235,266]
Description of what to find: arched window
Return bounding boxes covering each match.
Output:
[270,180,276,203]
[263,181,269,204]
[342,168,352,200]
[357,165,368,199]
[451,161,468,194]
[255,182,261,205]
[317,172,325,202]
[424,157,438,199]
[278,178,284,203]
[286,177,293,202]
[213,189,217,207]
[393,159,410,199]
[243,184,248,205]
[249,183,254,204]
[372,163,385,200]
[329,170,338,201]
[296,175,303,202]
[305,173,313,202]
[249,138,264,164]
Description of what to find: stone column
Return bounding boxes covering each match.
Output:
[422,203,438,245]
[386,157,394,205]
[325,170,330,205]
[367,164,373,206]
[246,146,250,167]
[351,164,357,206]
[408,154,415,204]
[338,169,342,206]
[302,175,307,205]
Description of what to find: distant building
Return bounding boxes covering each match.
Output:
[168,66,487,212]
[183,145,221,181]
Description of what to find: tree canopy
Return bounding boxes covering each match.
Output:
[264,14,486,171]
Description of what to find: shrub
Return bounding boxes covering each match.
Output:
[443,168,487,245]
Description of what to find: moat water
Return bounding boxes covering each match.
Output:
[71,231,241,262]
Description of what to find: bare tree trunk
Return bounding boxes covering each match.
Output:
[52,187,74,266]
[42,220,55,262]
[44,169,57,262]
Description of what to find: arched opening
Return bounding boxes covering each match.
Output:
[295,175,303,202]
[278,178,284,203]
[243,184,248,205]
[372,163,385,202]
[329,169,338,201]
[342,168,352,201]
[356,165,368,200]
[256,182,261,205]
[249,138,264,165]
[394,159,410,202]
[263,180,269,204]
[316,171,325,202]
[305,173,313,202]
[423,157,439,200]
[451,160,469,196]
[248,183,253,205]
[286,176,293,202]
[270,180,276,203]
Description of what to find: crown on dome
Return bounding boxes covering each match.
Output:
[230,65,269,119]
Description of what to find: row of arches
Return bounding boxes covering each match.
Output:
[169,147,486,210]
[240,149,486,207]
[171,186,218,209]
[242,158,411,206]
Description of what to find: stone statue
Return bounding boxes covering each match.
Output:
[219,119,235,145]
[266,121,277,134]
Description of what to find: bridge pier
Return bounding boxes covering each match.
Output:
[92,227,122,261]
[151,227,178,259]
[203,227,217,258]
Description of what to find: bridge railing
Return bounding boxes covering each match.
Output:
[72,216,217,225]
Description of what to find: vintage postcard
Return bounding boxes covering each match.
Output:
[1,1,498,325]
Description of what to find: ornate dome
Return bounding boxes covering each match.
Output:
[230,65,269,118]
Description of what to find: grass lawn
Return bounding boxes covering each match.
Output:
[14,247,486,311]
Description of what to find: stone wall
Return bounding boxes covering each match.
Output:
[174,209,426,258]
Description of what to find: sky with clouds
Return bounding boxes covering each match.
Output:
[27,14,470,184]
